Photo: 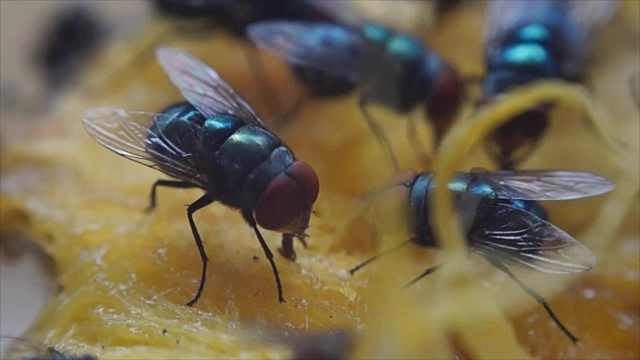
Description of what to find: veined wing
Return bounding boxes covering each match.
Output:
[561,0,619,77]
[305,0,365,28]
[247,21,361,82]
[155,47,264,127]
[1,336,51,358]
[82,108,211,188]
[470,202,596,274]
[472,170,614,200]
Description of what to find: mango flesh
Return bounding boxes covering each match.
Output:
[1,1,638,358]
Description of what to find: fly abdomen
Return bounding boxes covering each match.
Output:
[149,102,207,169]
[201,115,245,152]
[485,23,562,97]
[408,173,437,248]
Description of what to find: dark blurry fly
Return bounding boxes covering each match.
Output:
[82,47,320,305]
[0,336,96,360]
[481,0,619,169]
[1,4,106,113]
[248,15,463,171]
[148,0,353,121]
[351,169,614,343]
[34,3,106,91]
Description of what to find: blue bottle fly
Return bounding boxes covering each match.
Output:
[352,168,614,344]
[248,18,463,171]
[481,0,619,169]
[82,47,320,306]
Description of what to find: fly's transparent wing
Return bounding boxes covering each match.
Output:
[470,202,596,274]
[0,336,96,360]
[1,336,48,358]
[247,21,361,82]
[306,0,364,27]
[473,170,614,200]
[561,0,619,77]
[1,336,57,359]
[82,108,211,188]
[155,47,264,126]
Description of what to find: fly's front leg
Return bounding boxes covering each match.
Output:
[146,179,198,212]
[185,193,214,307]
[243,210,285,303]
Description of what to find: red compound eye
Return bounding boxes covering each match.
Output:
[255,161,319,233]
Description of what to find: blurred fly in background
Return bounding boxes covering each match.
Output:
[0,336,96,360]
[0,3,107,113]
[248,2,464,172]
[104,0,353,121]
[480,0,619,169]
[34,4,107,92]
[350,168,614,343]
[82,48,320,306]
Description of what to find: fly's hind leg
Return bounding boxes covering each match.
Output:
[146,179,198,212]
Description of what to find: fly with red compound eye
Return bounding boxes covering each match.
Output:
[81,47,320,306]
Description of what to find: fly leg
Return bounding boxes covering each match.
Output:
[279,234,296,261]
[243,210,285,303]
[279,233,309,262]
[359,98,400,172]
[489,258,579,344]
[404,264,443,288]
[185,193,214,307]
[146,179,198,212]
[349,238,413,275]
[406,112,432,168]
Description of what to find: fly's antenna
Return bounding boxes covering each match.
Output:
[349,238,413,275]
[359,98,400,172]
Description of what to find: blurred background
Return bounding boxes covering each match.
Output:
[0,1,637,358]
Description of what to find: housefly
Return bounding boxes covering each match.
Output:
[481,0,619,169]
[248,8,463,171]
[0,336,96,360]
[351,168,614,343]
[82,47,320,306]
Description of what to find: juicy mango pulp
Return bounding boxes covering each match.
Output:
[1,1,639,358]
